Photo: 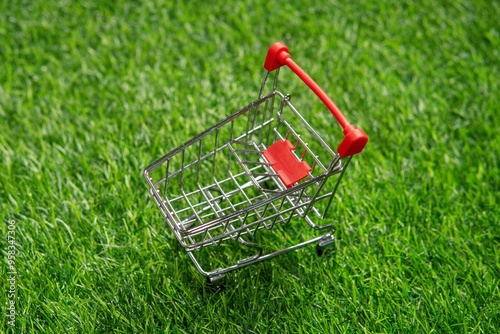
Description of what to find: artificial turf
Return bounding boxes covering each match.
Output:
[1,0,499,332]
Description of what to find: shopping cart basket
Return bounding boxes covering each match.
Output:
[143,42,368,285]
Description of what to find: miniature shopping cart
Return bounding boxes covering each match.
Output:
[143,42,368,285]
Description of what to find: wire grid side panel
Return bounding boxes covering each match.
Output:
[148,94,280,238]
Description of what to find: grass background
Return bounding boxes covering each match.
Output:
[1,0,499,332]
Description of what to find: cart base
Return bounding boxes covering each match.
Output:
[198,231,336,286]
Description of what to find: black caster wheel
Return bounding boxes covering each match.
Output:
[206,273,226,291]
[316,234,335,256]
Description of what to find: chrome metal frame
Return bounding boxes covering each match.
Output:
[143,69,352,281]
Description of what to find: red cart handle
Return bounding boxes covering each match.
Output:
[264,42,368,157]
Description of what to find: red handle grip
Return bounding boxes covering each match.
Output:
[264,42,368,157]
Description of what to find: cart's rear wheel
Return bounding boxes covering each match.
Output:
[316,233,335,256]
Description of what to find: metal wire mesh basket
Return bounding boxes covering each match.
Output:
[143,42,368,284]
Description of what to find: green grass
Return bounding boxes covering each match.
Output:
[1,0,499,332]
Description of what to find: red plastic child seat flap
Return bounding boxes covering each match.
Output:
[263,140,312,188]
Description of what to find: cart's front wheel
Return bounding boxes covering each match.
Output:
[206,272,226,290]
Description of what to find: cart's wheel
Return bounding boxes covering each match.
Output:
[316,244,325,256]
[316,234,335,257]
[206,273,226,290]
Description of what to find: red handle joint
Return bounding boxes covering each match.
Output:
[337,125,368,157]
[264,42,291,71]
